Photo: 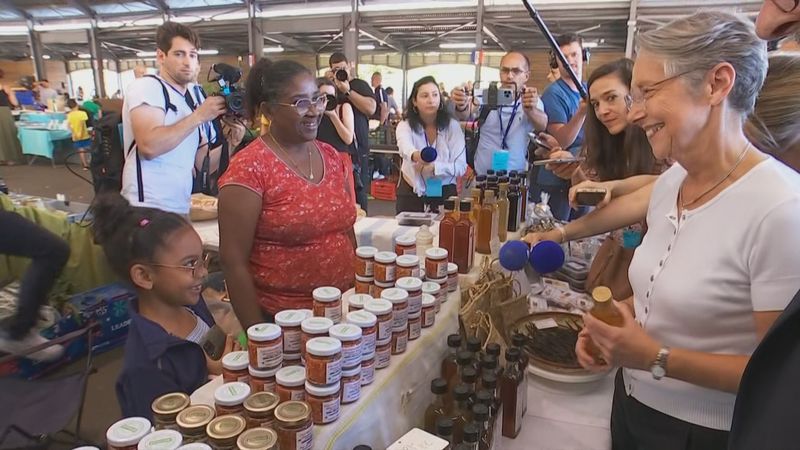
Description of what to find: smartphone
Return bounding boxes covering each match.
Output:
[200,325,228,360]
[528,132,552,152]
[531,156,585,166]
[574,187,608,206]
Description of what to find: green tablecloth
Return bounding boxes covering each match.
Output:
[0,195,117,306]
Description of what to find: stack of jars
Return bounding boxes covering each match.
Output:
[354,246,378,295]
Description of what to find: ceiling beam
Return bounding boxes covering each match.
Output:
[0,0,31,20]
[358,24,404,52]
[263,34,315,53]
[482,24,510,52]
[66,0,96,19]
[407,21,476,50]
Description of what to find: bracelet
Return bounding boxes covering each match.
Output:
[557,226,568,243]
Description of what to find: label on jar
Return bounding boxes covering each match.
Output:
[362,332,376,356]
[342,343,363,368]
[392,307,408,330]
[398,248,416,256]
[392,333,408,354]
[408,320,421,340]
[375,346,391,368]
[342,379,361,403]
[237,374,250,384]
[363,260,374,277]
[255,341,283,369]
[377,318,392,341]
[407,294,422,315]
[422,309,435,327]
[431,261,448,279]
[325,358,343,385]
[253,379,276,393]
[361,363,375,385]
[296,420,314,450]
[324,305,342,324]
[384,265,396,282]
[321,397,341,423]
[290,389,306,402]
[284,329,302,353]
[448,276,458,292]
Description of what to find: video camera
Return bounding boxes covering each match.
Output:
[472,81,518,109]
[209,63,246,117]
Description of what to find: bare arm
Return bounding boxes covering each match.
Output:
[346,90,376,117]
[546,101,587,150]
[219,185,265,330]
[327,104,355,145]
[524,107,548,132]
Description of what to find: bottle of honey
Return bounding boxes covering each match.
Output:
[450,384,473,444]
[425,378,451,433]
[440,197,459,263]
[497,182,510,242]
[476,191,497,255]
[511,334,529,414]
[454,199,475,274]
[442,334,462,383]
[470,189,482,224]
[500,348,524,438]
[587,286,624,362]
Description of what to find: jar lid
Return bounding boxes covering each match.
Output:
[106,417,152,447]
[342,365,361,377]
[395,277,423,291]
[213,382,251,406]
[276,366,306,387]
[301,316,334,333]
[347,310,377,328]
[306,336,342,357]
[137,429,182,450]
[348,294,373,309]
[425,247,448,260]
[274,401,311,427]
[395,254,420,267]
[176,405,215,430]
[313,286,342,302]
[374,251,398,264]
[248,364,281,378]
[364,299,392,316]
[221,351,249,371]
[592,286,613,303]
[356,246,379,258]
[244,391,279,413]
[381,288,409,304]
[427,276,447,283]
[447,262,458,274]
[297,309,313,319]
[237,428,277,450]
[422,282,441,294]
[408,310,421,319]
[176,444,211,450]
[275,309,305,327]
[206,415,246,441]
[374,280,395,288]
[304,381,341,397]
[355,275,374,282]
[329,323,363,342]
[395,235,416,246]
[151,392,190,416]
[247,323,281,342]
[422,294,436,307]
[362,351,375,362]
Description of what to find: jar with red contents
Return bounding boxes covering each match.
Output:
[374,338,391,369]
[247,324,283,370]
[421,294,436,328]
[360,352,376,385]
[407,311,421,341]
[305,337,343,386]
[275,310,304,355]
[243,391,279,430]
[364,299,393,342]
[422,281,442,314]
[373,252,397,284]
[394,235,416,256]
[328,324,363,369]
[395,255,420,279]
[283,353,302,367]
[300,317,333,361]
[249,365,280,394]
[391,328,408,355]
[371,280,394,298]
[340,366,362,404]
[346,294,372,312]
[274,401,313,450]
[346,310,377,356]
[304,381,341,425]
[222,351,250,384]
[312,287,342,324]
[395,277,423,315]
[214,382,251,417]
[380,288,409,330]
[355,246,378,278]
[432,276,449,304]
[424,247,449,279]
[447,263,459,293]
[106,417,151,450]
[275,367,307,403]
[355,275,373,294]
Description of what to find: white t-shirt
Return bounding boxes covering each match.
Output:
[121,76,210,215]
[474,99,545,175]
[396,118,467,196]
[624,157,800,430]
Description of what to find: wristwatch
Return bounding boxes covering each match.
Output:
[650,346,670,380]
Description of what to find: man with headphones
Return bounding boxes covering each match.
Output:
[534,33,588,221]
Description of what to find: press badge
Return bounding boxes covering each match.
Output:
[425,177,443,197]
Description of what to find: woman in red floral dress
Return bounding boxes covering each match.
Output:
[218,59,356,328]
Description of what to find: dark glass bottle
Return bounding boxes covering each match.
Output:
[437,417,455,449]
[471,404,491,450]
[442,334,462,382]
[450,384,473,444]
[507,184,521,233]
[511,333,529,415]
[480,355,500,380]
[426,378,451,433]
[518,171,529,224]
[455,423,481,450]
[466,337,482,362]
[487,176,499,195]
[440,197,459,263]
[485,343,501,360]
[501,349,524,438]
[497,170,508,178]
[461,367,478,404]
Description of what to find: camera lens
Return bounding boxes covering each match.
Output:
[227,92,245,115]
[335,69,349,82]
[325,94,337,111]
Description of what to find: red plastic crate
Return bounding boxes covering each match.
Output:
[371,179,397,201]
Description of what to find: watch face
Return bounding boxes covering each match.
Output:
[652,365,666,379]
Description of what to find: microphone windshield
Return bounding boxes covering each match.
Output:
[499,240,529,271]
[529,240,565,274]
[420,146,438,163]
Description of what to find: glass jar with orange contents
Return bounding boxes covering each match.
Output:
[346,310,377,356]
[407,311,421,341]
[391,328,408,355]
[364,299,393,342]
[305,381,341,425]
[249,365,280,394]
[422,281,443,313]
[360,352,376,385]
[380,288,409,330]
[300,317,333,361]
[424,247,449,280]
[275,366,307,403]
[340,366,362,404]
[152,392,190,430]
[421,294,436,328]
[106,417,152,450]
[355,275,373,294]
[176,405,215,444]
[247,324,283,370]
[431,276,449,305]
[328,323,363,369]
[312,287,342,324]
[137,429,182,450]
[237,427,277,450]
[214,382,251,417]
[371,280,394,298]
[396,255,420,279]
[206,415,246,450]
[275,310,305,355]
[373,251,397,284]
[394,235,416,256]
[243,391,279,430]
[346,294,372,312]
[221,351,250,384]
[447,263,459,292]
[355,246,378,278]
[305,337,343,386]
[396,277,423,315]
[274,401,313,450]
[375,338,391,369]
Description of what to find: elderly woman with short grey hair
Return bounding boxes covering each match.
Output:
[574,11,800,449]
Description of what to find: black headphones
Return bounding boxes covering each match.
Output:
[549,47,591,69]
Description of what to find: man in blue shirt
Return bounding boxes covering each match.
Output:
[534,33,588,220]
[451,51,548,175]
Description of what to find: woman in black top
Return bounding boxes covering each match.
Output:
[316,78,354,154]
[0,69,21,165]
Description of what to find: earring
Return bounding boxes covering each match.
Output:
[413,106,419,113]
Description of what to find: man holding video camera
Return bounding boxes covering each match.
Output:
[121,22,244,215]
[327,52,377,212]
[451,51,548,175]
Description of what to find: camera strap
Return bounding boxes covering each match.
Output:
[497,101,520,150]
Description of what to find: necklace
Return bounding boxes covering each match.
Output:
[678,142,751,209]
[269,134,314,180]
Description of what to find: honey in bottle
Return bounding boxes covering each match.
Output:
[425,378,451,433]
[448,350,474,401]
[587,286,624,362]
[470,189,482,222]
[439,197,459,263]
[476,191,497,254]
[454,199,475,274]
[442,334,462,386]
[511,334,529,414]
[461,367,478,404]
[449,384,473,445]
[454,422,480,450]
[497,181,510,242]
[437,417,455,449]
[500,348,524,439]
[471,404,491,450]
[465,337,483,363]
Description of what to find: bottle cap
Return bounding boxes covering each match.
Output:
[592,286,613,303]
[466,336,481,353]
[505,347,521,362]
[436,418,454,436]
[485,343,501,357]
[447,334,462,348]
[461,367,478,383]
[431,378,448,395]
[462,423,480,442]
[457,350,474,366]
[453,383,471,401]
[459,200,473,213]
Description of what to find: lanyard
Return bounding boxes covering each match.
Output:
[424,128,437,148]
[498,101,520,150]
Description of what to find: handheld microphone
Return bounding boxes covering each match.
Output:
[529,240,565,274]
[420,146,438,163]
[499,240,530,271]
